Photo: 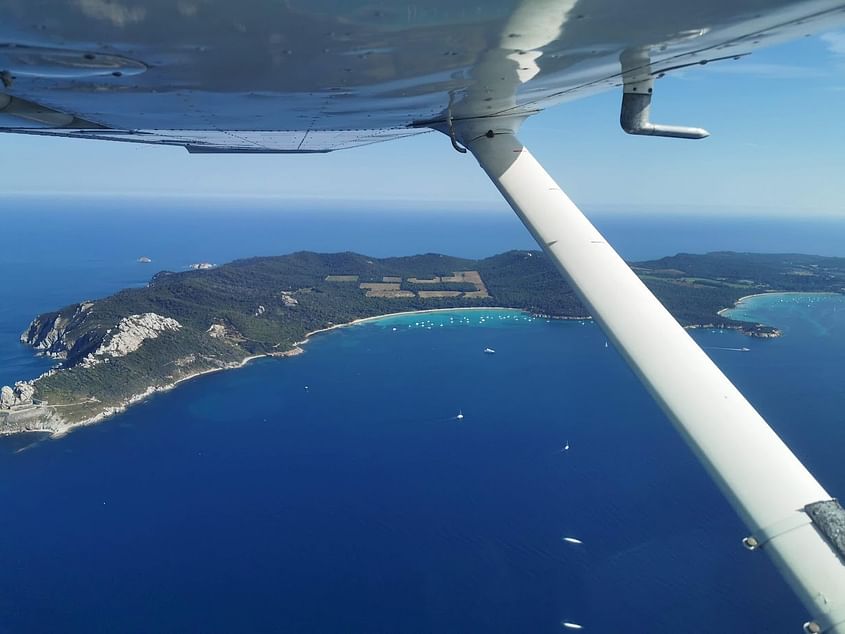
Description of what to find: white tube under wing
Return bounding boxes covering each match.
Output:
[464,128,845,631]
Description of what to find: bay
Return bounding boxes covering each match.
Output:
[2,201,845,632]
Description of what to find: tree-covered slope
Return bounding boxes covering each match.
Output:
[3,249,844,434]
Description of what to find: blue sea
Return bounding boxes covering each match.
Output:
[2,199,845,633]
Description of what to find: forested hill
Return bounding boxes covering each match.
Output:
[3,250,844,434]
[632,251,845,326]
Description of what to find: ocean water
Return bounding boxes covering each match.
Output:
[1,201,845,633]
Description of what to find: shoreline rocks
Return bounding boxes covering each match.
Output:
[0,382,36,409]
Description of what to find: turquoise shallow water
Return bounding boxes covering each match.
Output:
[726,292,845,338]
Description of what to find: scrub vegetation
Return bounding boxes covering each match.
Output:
[9,250,845,428]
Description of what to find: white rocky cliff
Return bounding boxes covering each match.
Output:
[80,313,182,367]
[0,380,62,434]
[0,382,35,409]
[2,312,183,434]
[20,301,94,359]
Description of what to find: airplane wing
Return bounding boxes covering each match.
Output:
[4,2,845,632]
[0,0,843,151]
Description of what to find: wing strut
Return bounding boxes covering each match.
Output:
[454,118,845,633]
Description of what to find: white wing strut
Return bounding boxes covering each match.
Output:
[456,120,845,633]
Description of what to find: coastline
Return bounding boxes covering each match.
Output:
[13,307,530,439]
[10,293,844,438]
[717,290,841,317]
[39,352,270,439]
[295,306,529,343]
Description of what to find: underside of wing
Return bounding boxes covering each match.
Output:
[2,124,430,153]
[1,0,844,152]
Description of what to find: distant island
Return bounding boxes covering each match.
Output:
[2,250,844,436]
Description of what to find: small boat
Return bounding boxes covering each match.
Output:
[561,441,570,452]
[562,536,583,545]
[561,622,583,631]
[456,410,464,420]
[483,347,496,354]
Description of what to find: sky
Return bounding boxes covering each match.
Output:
[2,28,845,217]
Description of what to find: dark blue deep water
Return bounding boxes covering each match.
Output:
[1,200,845,633]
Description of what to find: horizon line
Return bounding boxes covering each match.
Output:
[2,190,844,219]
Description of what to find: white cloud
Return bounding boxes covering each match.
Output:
[821,31,845,56]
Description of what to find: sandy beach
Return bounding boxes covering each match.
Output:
[296,306,525,343]
[717,291,841,316]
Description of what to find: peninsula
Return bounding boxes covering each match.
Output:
[3,250,845,436]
